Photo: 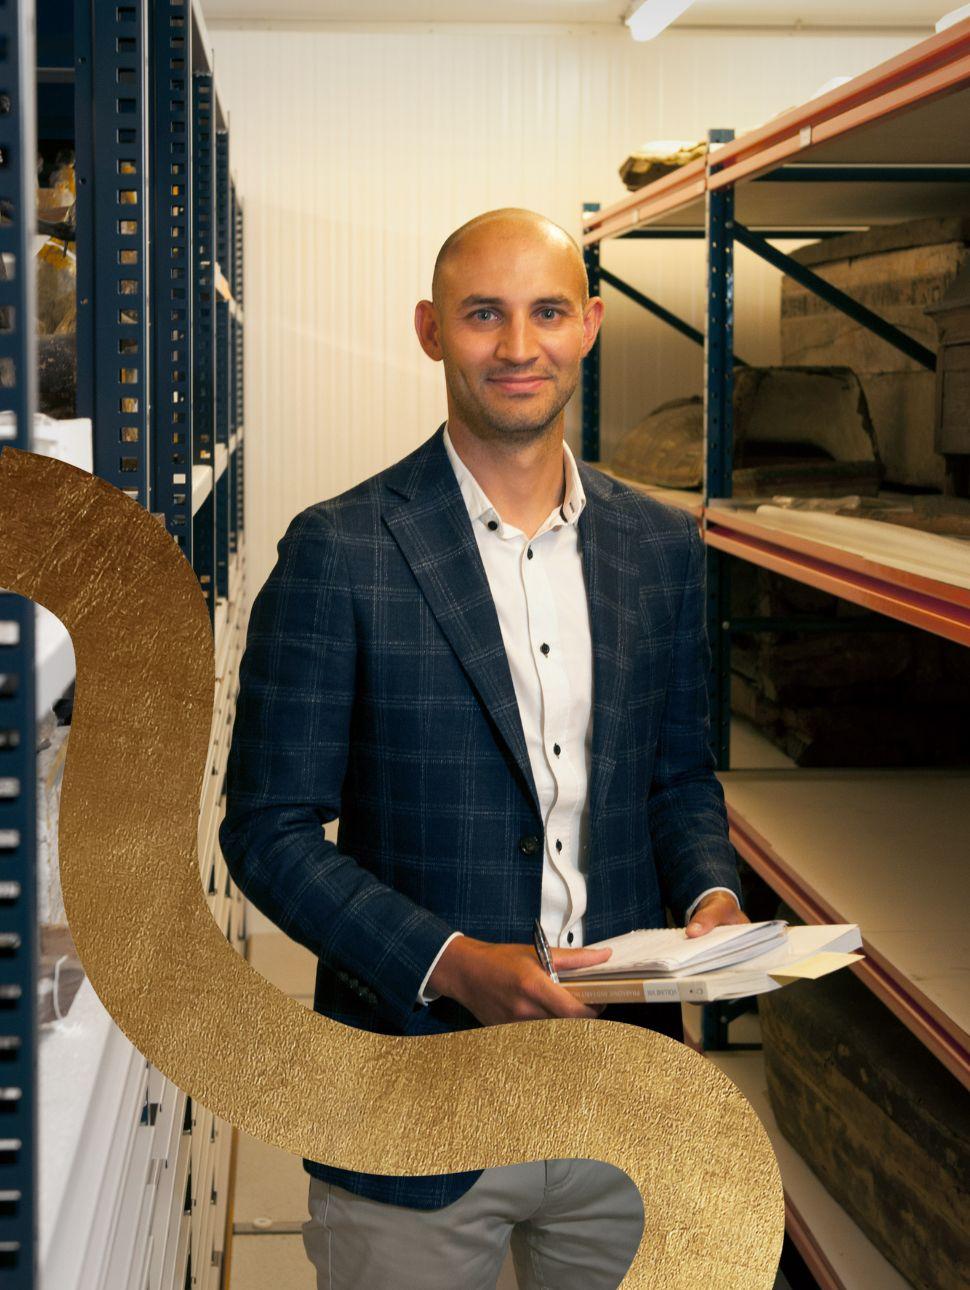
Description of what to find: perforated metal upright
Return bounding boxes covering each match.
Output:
[74,0,152,507]
[192,68,216,619]
[0,4,38,1284]
[231,192,244,556]
[703,128,736,772]
[214,127,230,603]
[150,0,194,559]
[581,201,601,462]
[228,178,237,447]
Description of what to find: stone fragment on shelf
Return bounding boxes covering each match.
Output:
[618,139,706,191]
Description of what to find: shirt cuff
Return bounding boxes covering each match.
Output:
[416,930,464,1005]
[684,887,740,925]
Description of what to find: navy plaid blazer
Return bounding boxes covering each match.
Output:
[219,422,743,1210]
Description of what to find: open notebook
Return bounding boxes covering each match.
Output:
[557,921,863,1003]
[559,920,790,979]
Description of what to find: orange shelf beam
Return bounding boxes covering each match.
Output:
[704,508,970,649]
[709,16,970,189]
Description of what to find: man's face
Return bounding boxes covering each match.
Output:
[418,223,602,443]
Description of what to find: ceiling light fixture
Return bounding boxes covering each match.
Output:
[626,0,697,41]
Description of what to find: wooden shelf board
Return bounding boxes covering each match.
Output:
[729,714,797,771]
[192,462,213,515]
[582,20,970,240]
[718,768,970,1089]
[582,156,708,243]
[733,173,970,228]
[704,506,970,648]
[590,465,704,518]
[711,18,970,181]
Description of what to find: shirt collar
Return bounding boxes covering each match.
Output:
[441,420,586,534]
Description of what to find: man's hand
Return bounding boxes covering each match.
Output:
[684,891,750,938]
[426,936,613,1027]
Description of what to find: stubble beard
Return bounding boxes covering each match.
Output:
[446,365,579,446]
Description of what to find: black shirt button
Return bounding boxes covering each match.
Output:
[518,834,540,856]
[487,519,498,530]
[540,643,550,656]
[527,547,533,559]
[555,839,562,852]
[567,931,574,944]
[553,743,561,756]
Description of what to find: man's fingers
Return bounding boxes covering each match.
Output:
[686,908,751,936]
[685,917,714,937]
[549,945,613,970]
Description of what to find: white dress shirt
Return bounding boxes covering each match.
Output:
[416,423,738,1004]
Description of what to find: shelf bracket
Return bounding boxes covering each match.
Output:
[733,222,937,371]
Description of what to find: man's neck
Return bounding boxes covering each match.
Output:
[446,415,566,540]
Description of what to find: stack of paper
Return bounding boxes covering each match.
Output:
[560,920,789,979]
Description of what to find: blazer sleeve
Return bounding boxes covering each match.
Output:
[646,513,744,925]
[218,505,458,1031]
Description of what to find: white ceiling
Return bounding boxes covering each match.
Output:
[203,0,950,28]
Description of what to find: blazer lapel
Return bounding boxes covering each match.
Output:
[576,464,639,830]
[381,426,542,821]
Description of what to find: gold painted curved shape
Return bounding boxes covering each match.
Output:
[0,447,784,1287]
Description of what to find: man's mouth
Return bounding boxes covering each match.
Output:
[488,375,551,394]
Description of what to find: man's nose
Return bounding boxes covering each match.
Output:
[494,315,539,365]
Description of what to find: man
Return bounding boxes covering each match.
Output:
[219,207,748,1289]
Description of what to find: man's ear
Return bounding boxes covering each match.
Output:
[580,296,605,359]
[414,299,444,362]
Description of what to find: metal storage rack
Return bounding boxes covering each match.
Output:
[0,1,248,1286]
[0,1,40,1284]
[581,18,970,1290]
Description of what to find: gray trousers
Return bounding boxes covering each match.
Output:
[301,1159,644,1289]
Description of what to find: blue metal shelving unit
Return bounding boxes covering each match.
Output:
[74,0,152,508]
[0,4,38,1282]
[580,158,965,771]
[580,86,970,1061]
[193,68,217,622]
[12,2,247,1283]
[214,127,231,605]
[151,0,194,556]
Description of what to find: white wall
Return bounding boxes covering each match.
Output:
[210,24,912,590]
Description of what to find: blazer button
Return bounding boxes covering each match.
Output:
[518,834,540,856]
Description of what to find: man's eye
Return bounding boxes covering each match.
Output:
[472,308,497,322]
[538,308,562,320]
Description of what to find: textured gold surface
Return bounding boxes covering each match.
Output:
[0,447,784,1286]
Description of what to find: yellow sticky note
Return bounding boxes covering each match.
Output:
[768,950,864,983]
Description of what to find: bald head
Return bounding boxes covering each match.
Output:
[431,208,589,311]
[414,206,604,445]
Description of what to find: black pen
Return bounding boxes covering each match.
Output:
[532,918,560,984]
